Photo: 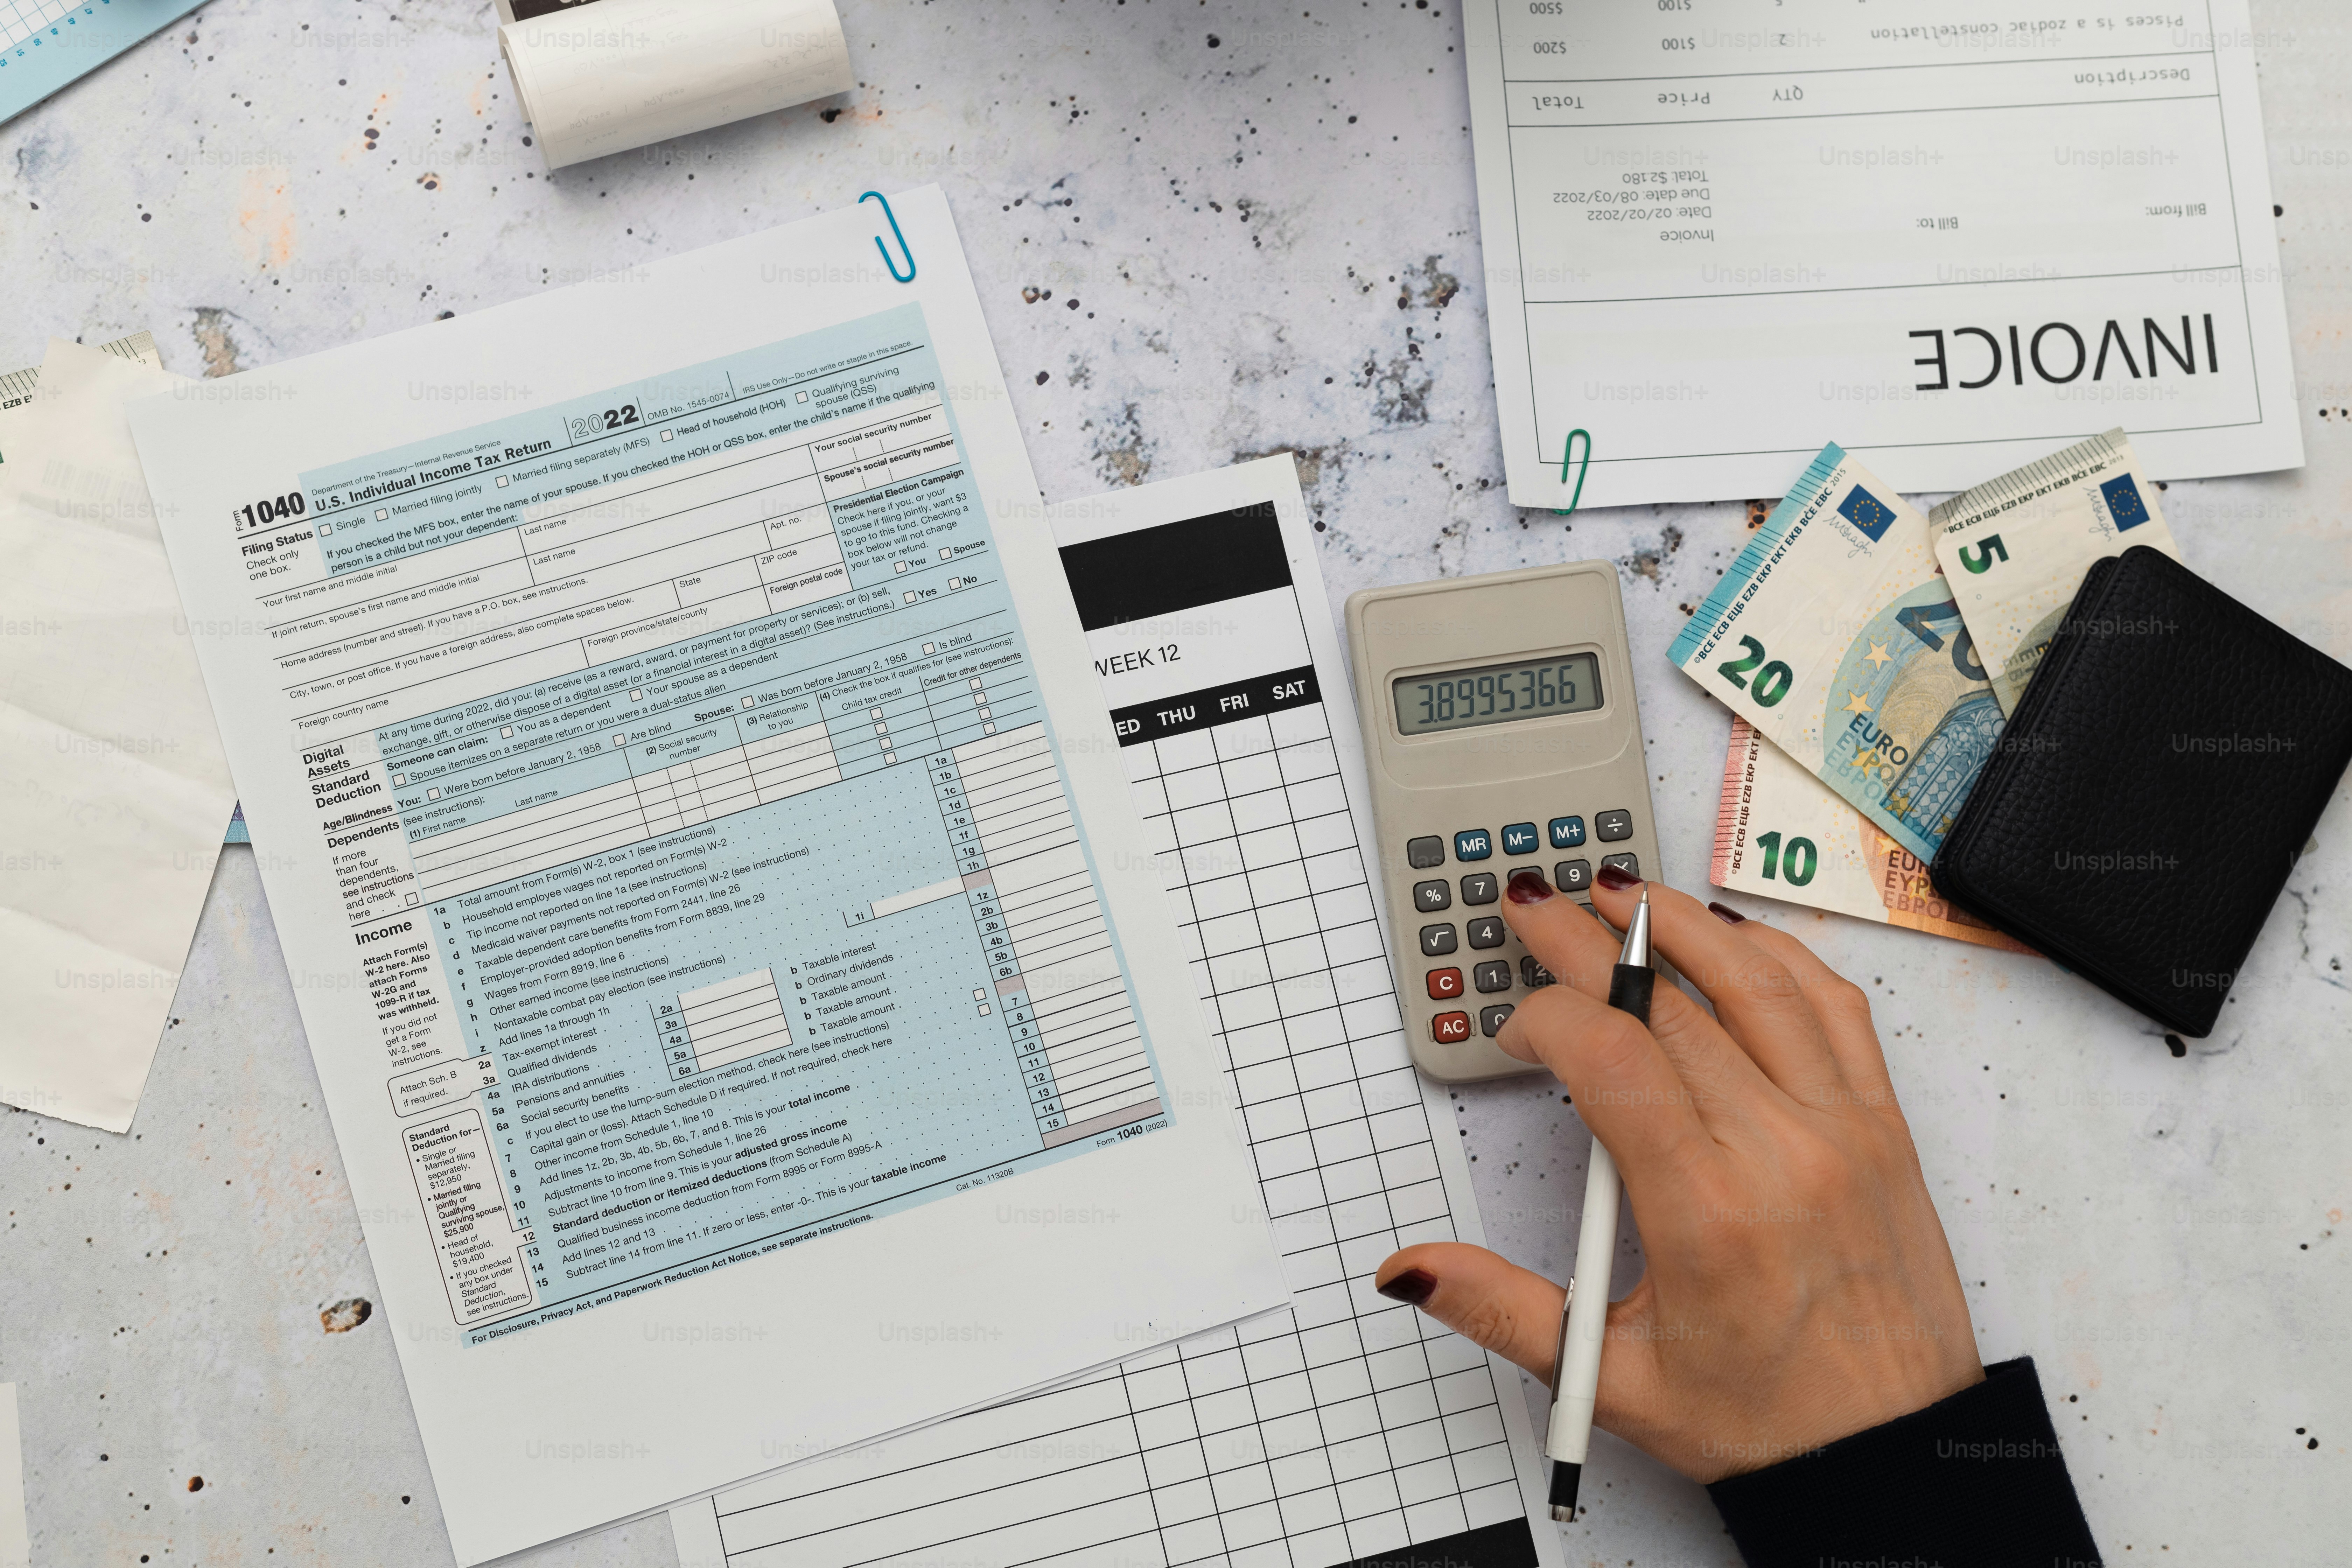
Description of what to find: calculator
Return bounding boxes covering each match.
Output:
[1345,560,1663,1082]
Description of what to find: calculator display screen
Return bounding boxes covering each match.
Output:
[1392,653,1603,735]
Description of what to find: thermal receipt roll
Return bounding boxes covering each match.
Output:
[500,0,851,170]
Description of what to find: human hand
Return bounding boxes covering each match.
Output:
[1375,867,1983,1482]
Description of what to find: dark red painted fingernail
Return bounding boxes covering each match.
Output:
[1708,901,1746,925]
[1596,863,1642,891]
[1506,869,1554,904]
[1377,1267,1437,1306]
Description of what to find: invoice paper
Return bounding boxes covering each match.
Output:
[1464,0,2302,507]
[671,457,1564,1568]
[126,188,1286,1565]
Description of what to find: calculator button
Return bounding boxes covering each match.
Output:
[1427,967,1464,1000]
[1472,960,1513,994]
[1419,923,1458,957]
[1601,852,1640,878]
[1406,835,1445,869]
[1459,873,1498,906]
[1595,809,1633,842]
[1479,1004,1514,1037]
[1413,879,1451,912]
[1549,816,1587,849]
[1520,955,1555,988]
[1501,822,1540,855]
[1554,859,1592,894]
[1432,1011,1472,1045]
[1453,828,1492,861]
[1465,916,1505,949]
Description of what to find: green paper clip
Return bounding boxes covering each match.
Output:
[1553,428,1591,517]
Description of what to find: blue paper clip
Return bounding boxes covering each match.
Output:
[860,190,916,284]
[1552,428,1591,518]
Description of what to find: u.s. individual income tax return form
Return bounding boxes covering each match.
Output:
[125,187,1288,1567]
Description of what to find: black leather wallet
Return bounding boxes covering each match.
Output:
[1931,546,2352,1036]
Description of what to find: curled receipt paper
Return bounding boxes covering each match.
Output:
[499,0,851,169]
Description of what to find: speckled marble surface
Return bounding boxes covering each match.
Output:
[4,1,2349,1564]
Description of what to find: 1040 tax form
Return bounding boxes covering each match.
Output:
[127,189,1286,1565]
[1465,0,2302,506]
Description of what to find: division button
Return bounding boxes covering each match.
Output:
[1419,923,1458,957]
[1432,1011,1472,1045]
[1501,822,1539,855]
[1472,960,1513,994]
[1549,816,1587,849]
[1554,859,1591,894]
[1465,916,1505,949]
[1406,835,1446,869]
[1595,809,1633,842]
[1479,1004,1514,1038]
[1453,828,1492,861]
[1413,879,1451,913]
[1426,967,1464,1000]
[1458,873,1498,906]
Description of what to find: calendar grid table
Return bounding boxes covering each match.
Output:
[1113,703,1525,1564]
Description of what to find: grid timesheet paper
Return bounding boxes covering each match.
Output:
[126,189,1285,1566]
[670,458,1563,1568]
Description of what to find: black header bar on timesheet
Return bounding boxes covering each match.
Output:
[1109,664,1321,746]
[1058,503,1292,629]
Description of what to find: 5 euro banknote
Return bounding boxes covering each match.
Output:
[1929,427,2183,715]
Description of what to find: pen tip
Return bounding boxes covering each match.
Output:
[1547,1459,1582,1522]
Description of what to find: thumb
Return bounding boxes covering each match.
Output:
[1374,1242,1566,1380]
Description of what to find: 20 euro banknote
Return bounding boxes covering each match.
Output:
[1669,443,2003,866]
[1929,427,2183,715]
[1714,717,2030,953]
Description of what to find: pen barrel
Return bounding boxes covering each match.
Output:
[1606,963,1654,1025]
[1545,1140,1618,1466]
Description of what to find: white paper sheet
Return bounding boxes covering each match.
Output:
[500,0,851,169]
[1463,0,2303,507]
[0,340,237,1135]
[669,457,1567,1568]
[126,188,1287,1566]
[0,1386,24,1568]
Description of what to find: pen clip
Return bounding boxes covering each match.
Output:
[860,190,917,284]
[1549,1276,1576,1399]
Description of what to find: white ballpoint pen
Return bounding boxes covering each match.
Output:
[1545,886,1651,1522]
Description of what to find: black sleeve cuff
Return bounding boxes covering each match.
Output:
[1704,1357,2102,1568]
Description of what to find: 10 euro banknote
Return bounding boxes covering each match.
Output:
[1714,717,2029,952]
[1669,443,2002,866]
